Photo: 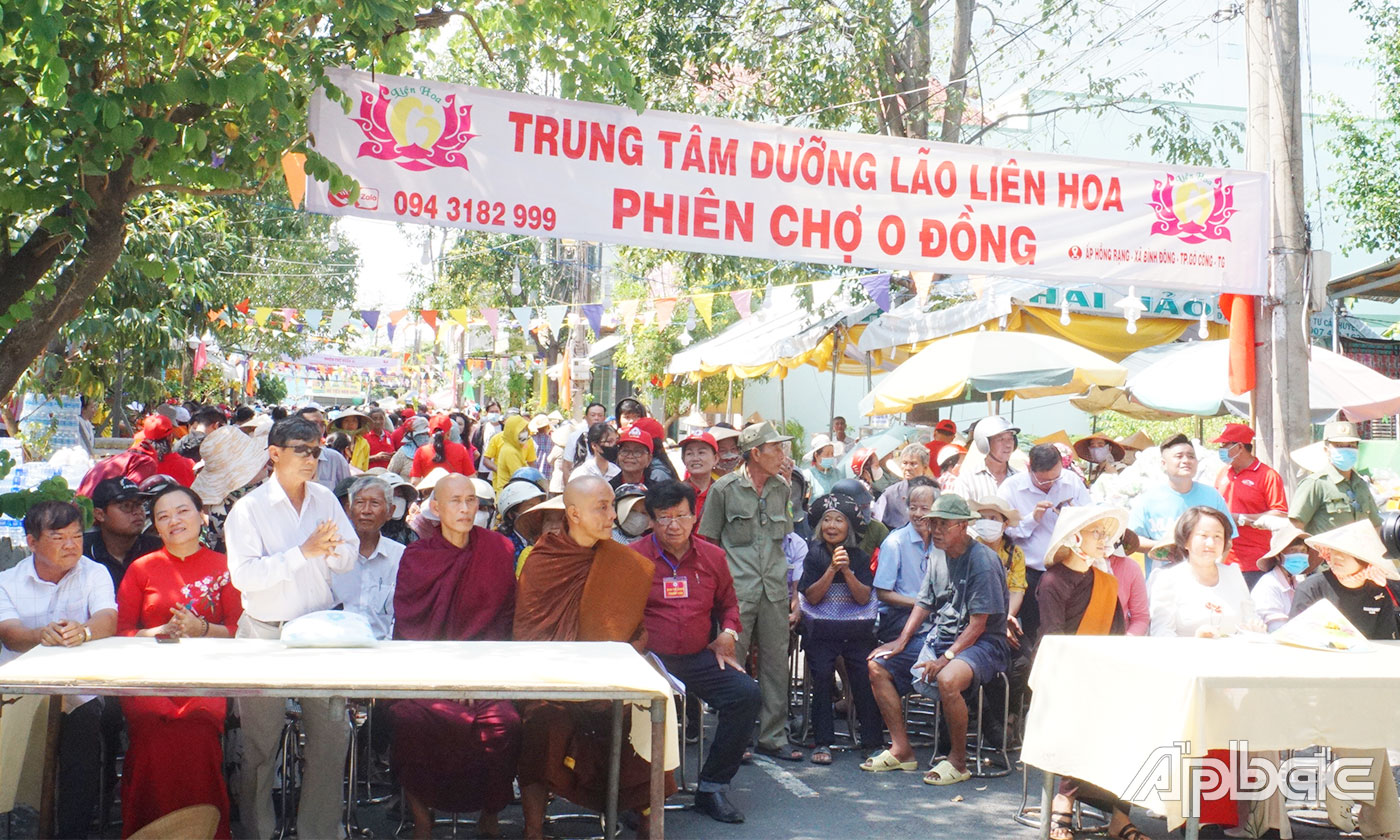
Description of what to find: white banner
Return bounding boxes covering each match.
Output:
[308,68,1269,295]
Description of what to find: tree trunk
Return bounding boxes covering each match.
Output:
[0,163,133,403]
[940,0,975,143]
[0,206,77,317]
[903,0,932,140]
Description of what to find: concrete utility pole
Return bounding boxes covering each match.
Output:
[1245,0,1311,485]
[568,241,592,421]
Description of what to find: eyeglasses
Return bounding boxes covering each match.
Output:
[280,444,322,459]
[1081,527,1113,541]
[655,514,695,528]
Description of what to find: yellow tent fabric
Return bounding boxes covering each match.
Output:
[1007,305,1228,361]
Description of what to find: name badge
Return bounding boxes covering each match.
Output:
[663,576,690,599]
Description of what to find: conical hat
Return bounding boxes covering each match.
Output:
[1305,520,1400,580]
[1042,504,1129,568]
[1117,431,1154,451]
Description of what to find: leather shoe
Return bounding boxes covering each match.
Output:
[693,790,744,823]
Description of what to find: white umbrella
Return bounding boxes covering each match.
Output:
[1126,339,1400,422]
[858,330,1126,415]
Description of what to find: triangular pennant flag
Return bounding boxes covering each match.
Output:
[388,309,409,325]
[206,309,223,323]
[360,310,380,330]
[192,342,208,375]
[481,307,499,335]
[421,310,438,330]
[329,309,351,332]
[811,278,842,304]
[730,289,752,319]
[512,306,534,333]
[235,298,251,315]
[692,293,714,329]
[387,322,397,342]
[858,272,892,311]
[654,297,678,325]
[253,307,273,327]
[303,308,323,329]
[766,284,797,312]
[280,152,307,209]
[616,299,640,329]
[912,271,934,303]
[543,304,568,339]
[582,304,604,337]
[448,307,470,329]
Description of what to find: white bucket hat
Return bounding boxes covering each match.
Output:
[190,426,269,506]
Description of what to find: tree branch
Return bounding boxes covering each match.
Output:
[960,98,1153,144]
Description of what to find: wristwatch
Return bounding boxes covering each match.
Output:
[82,625,92,643]
[942,649,955,661]
[722,627,740,642]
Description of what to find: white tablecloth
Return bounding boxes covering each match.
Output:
[1022,636,1400,826]
[0,638,678,769]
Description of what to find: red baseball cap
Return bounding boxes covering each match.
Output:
[1212,423,1255,446]
[401,408,416,418]
[429,414,454,434]
[632,417,666,445]
[680,432,718,453]
[142,414,174,441]
[619,424,654,451]
[935,419,958,435]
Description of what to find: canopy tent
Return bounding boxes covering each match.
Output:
[858,330,1128,416]
[665,293,878,381]
[1123,339,1400,422]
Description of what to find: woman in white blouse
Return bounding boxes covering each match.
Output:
[1149,506,1262,637]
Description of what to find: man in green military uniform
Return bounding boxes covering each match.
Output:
[1290,421,1382,535]
[698,421,802,762]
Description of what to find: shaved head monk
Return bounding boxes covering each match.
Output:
[514,476,675,837]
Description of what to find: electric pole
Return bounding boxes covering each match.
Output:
[1245,0,1311,485]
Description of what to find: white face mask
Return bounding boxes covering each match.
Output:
[474,510,492,528]
[1088,445,1111,463]
[870,465,884,481]
[971,519,1004,542]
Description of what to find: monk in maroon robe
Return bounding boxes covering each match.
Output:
[390,474,520,839]
[514,475,672,839]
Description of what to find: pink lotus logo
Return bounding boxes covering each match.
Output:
[1148,175,1236,244]
[351,85,475,172]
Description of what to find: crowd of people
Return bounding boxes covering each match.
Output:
[3,396,1400,840]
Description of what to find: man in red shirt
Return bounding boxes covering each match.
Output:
[364,407,395,467]
[1213,422,1288,586]
[636,480,758,825]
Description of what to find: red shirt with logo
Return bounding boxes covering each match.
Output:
[1214,457,1288,572]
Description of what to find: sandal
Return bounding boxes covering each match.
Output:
[859,749,918,772]
[922,758,972,786]
[1111,823,1148,840]
[810,746,833,765]
[1048,809,1073,840]
[754,744,804,762]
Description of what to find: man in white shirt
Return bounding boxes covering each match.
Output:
[332,476,404,640]
[226,417,359,840]
[298,406,352,491]
[1000,443,1089,646]
[953,415,1020,502]
[0,500,117,838]
[559,402,608,485]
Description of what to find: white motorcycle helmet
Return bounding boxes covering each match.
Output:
[471,477,497,529]
[497,479,546,523]
[972,415,1020,454]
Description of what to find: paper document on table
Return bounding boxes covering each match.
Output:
[1274,599,1372,652]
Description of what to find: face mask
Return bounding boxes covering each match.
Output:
[820,457,837,469]
[474,510,492,528]
[518,432,529,443]
[1088,445,1111,463]
[1330,447,1359,471]
[971,520,1003,542]
[600,444,621,462]
[412,433,432,447]
[1217,447,1233,464]
[619,510,650,537]
[1280,553,1309,576]
[449,424,462,443]
[870,466,884,481]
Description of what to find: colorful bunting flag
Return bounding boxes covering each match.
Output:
[253,307,273,327]
[811,278,842,304]
[388,309,409,325]
[329,309,351,332]
[361,310,380,330]
[512,306,534,334]
[858,272,892,312]
[730,289,752,320]
[582,303,604,337]
[692,293,714,329]
[912,271,934,303]
[616,299,639,329]
[303,309,323,329]
[449,307,470,329]
[235,298,250,315]
[654,297,678,325]
[421,310,438,330]
[543,304,568,339]
[481,307,499,336]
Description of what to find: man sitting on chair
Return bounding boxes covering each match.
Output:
[861,494,1008,786]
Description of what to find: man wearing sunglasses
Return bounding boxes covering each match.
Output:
[225,417,359,840]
